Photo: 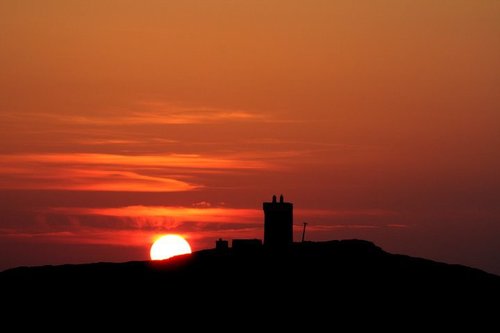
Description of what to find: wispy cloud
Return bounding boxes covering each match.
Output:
[0,153,273,191]
[1,205,264,247]
[0,204,404,250]
[132,102,269,124]
[1,153,271,169]
[295,223,408,232]
[0,168,196,192]
[76,139,148,146]
[50,205,262,224]
[0,228,157,247]
[295,208,399,218]
[53,110,264,126]
[2,103,268,127]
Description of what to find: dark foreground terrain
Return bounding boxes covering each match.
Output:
[2,240,499,322]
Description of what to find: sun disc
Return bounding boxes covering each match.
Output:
[150,235,192,260]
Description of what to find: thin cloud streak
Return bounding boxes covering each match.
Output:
[0,167,197,192]
[0,205,266,247]
[50,205,262,224]
[76,139,148,145]
[295,208,399,218]
[56,111,263,125]
[0,152,274,191]
[1,104,268,126]
[48,206,397,228]
[301,223,409,231]
[0,205,405,250]
[0,229,156,247]
[1,153,272,170]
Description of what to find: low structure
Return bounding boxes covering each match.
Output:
[232,239,262,251]
[215,194,294,251]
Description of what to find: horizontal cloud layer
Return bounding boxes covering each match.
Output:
[0,153,272,191]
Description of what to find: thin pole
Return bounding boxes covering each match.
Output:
[302,222,308,242]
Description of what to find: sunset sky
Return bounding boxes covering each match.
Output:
[1,1,499,274]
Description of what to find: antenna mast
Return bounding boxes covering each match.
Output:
[301,222,308,242]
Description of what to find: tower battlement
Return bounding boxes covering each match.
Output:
[263,194,293,248]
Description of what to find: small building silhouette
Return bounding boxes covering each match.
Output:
[263,194,293,249]
[215,238,229,250]
[215,195,294,251]
[232,239,262,251]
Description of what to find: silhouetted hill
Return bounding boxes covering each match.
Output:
[2,240,499,322]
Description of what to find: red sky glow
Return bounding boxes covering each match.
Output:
[1,0,499,274]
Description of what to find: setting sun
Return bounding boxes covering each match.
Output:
[150,235,192,260]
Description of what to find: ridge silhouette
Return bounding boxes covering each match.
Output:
[2,195,499,322]
[2,239,499,293]
[1,239,499,324]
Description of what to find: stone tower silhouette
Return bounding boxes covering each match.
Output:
[263,194,293,248]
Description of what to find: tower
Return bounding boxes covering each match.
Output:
[263,194,293,248]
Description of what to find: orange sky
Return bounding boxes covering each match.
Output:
[1,1,500,274]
